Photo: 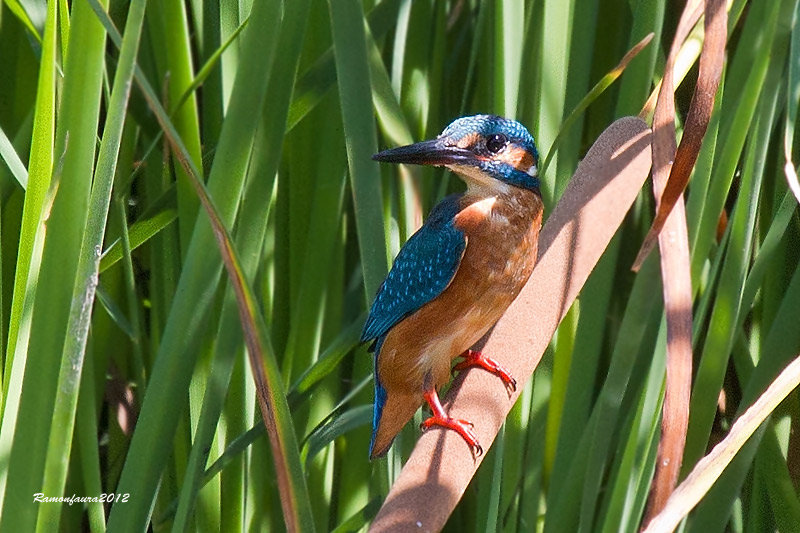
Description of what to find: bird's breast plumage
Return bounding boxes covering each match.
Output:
[376,188,543,395]
[453,188,542,292]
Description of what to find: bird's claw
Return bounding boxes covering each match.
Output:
[420,415,482,456]
[453,350,517,392]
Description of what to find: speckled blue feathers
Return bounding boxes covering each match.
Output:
[361,195,466,346]
[441,114,538,159]
[362,196,466,457]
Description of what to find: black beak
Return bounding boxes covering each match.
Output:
[373,139,475,167]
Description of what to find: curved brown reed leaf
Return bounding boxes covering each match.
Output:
[369,117,652,532]
[643,355,800,533]
[642,0,727,522]
[633,0,726,269]
[638,0,704,121]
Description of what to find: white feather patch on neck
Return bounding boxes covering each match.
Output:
[447,164,512,195]
[470,196,497,216]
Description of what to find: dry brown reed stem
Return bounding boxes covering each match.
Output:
[641,0,727,524]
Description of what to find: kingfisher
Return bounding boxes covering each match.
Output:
[362,115,543,459]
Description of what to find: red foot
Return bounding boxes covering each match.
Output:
[420,390,483,456]
[453,350,517,391]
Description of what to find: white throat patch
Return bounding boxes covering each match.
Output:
[447,164,512,195]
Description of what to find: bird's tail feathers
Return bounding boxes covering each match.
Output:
[368,337,423,459]
[369,389,423,459]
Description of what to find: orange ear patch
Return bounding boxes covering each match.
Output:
[498,145,535,172]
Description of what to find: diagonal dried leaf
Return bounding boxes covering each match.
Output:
[370,117,652,532]
[643,355,800,533]
[643,0,727,521]
[633,0,727,269]
[638,0,705,120]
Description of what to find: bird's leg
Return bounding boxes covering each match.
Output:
[453,349,517,391]
[420,389,483,456]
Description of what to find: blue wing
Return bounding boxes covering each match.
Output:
[361,195,467,347]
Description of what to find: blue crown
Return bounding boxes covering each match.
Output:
[439,115,539,191]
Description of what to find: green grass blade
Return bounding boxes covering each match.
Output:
[105,0,308,529]
[35,0,147,527]
[689,0,778,289]
[536,0,573,207]
[173,16,249,115]
[0,0,107,527]
[287,0,401,133]
[146,0,204,259]
[287,314,364,404]
[99,204,177,272]
[599,364,663,533]
[302,405,371,466]
[496,0,524,117]
[1,0,55,390]
[331,499,382,533]
[0,125,27,189]
[757,426,800,531]
[687,262,800,530]
[75,354,107,533]
[540,33,654,176]
[172,117,279,533]
[3,0,41,42]
[329,0,388,300]
[328,0,389,520]
[544,255,662,533]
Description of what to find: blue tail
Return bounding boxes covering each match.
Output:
[369,336,388,458]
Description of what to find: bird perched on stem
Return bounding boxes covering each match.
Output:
[363,115,543,459]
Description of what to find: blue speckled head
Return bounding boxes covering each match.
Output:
[374,114,540,192]
[438,115,539,191]
[440,115,538,159]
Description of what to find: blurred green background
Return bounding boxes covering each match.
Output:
[0,0,798,531]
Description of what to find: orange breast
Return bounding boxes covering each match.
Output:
[376,188,543,396]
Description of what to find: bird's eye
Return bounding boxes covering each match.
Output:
[485,134,507,154]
